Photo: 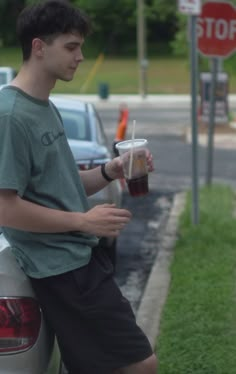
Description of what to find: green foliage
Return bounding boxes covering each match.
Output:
[149,0,176,21]
[0,0,181,56]
[71,0,137,54]
[146,0,178,54]
[170,14,188,57]
[7,0,236,60]
[0,0,24,46]
[224,55,236,75]
[157,185,236,373]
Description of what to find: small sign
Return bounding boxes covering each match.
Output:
[199,72,229,124]
[178,0,201,15]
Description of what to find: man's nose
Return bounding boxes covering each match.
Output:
[76,51,84,62]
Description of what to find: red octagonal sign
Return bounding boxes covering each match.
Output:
[197,1,236,57]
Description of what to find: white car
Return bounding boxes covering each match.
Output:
[0,233,65,374]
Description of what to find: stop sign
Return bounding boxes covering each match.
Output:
[197,1,236,57]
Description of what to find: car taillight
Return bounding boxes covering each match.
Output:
[0,297,41,354]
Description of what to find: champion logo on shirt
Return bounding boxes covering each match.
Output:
[41,130,65,146]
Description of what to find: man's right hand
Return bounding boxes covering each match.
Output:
[82,204,132,237]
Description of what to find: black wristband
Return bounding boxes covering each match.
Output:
[101,163,114,182]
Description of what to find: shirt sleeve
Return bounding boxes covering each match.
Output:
[0,114,31,197]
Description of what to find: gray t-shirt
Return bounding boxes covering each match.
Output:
[0,86,98,278]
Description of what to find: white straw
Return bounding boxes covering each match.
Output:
[128,120,136,179]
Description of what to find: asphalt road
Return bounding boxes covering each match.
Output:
[101,106,236,192]
[99,105,236,311]
[114,190,173,312]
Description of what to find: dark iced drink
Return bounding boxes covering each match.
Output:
[126,174,148,197]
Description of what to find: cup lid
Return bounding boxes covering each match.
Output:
[115,138,147,150]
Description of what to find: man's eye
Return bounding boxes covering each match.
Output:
[66,45,77,51]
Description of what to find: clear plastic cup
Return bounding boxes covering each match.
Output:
[115,139,149,197]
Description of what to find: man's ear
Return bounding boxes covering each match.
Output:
[32,38,45,57]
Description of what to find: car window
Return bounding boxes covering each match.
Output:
[58,109,91,141]
[92,109,107,145]
[0,72,7,85]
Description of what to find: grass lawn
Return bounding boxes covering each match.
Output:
[2,46,236,95]
[156,184,236,374]
[53,57,192,95]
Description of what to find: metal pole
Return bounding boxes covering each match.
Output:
[137,0,147,97]
[217,58,223,73]
[206,57,217,186]
[190,15,199,224]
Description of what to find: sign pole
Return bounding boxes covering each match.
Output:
[178,0,201,225]
[206,57,218,186]
[190,14,199,224]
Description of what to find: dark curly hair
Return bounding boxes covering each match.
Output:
[17,0,91,61]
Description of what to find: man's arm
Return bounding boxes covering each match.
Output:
[80,152,154,196]
[0,189,131,237]
[79,157,124,196]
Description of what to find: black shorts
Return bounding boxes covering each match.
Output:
[29,247,153,374]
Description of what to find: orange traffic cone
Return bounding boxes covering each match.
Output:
[113,103,129,157]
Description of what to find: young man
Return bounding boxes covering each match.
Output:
[0,1,157,373]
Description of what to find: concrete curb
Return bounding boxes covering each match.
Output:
[136,192,186,349]
[184,125,236,149]
[51,93,236,110]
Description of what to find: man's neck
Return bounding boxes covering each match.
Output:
[11,64,56,101]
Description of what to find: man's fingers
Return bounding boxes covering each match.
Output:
[84,204,132,237]
[115,208,132,217]
[100,203,116,208]
[96,204,132,219]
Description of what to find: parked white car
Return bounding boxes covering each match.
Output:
[0,233,64,374]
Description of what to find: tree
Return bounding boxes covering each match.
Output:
[71,0,179,55]
[0,0,25,46]
[71,0,136,54]
[0,0,180,56]
[146,0,178,55]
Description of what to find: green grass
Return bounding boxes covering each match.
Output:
[0,46,219,94]
[53,57,192,94]
[0,47,191,94]
[2,46,236,95]
[0,47,22,70]
[157,184,236,374]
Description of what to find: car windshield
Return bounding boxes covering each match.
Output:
[58,108,91,141]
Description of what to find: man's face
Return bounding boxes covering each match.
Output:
[41,32,84,82]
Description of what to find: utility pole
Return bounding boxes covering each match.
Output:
[137,0,148,97]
